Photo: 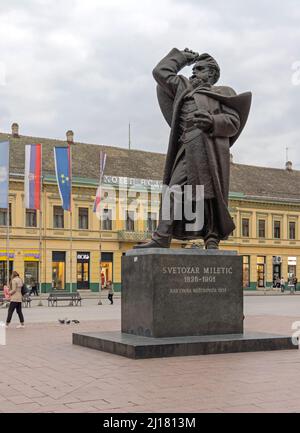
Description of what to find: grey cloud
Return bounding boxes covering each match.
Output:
[0,0,299,171]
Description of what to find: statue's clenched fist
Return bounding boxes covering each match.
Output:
[193,110,213,131]
[182,48,199,65]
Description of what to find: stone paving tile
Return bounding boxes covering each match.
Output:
[220,404,270,413]
[0,315,299,413]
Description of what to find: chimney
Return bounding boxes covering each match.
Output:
[11,122,19,138]
[230,153,234,164]
[66,130,74,143]
[286,161,293,171]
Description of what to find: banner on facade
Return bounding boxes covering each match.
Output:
[54,146,72,211]
[0,141,9,208]
[24,144,42,209]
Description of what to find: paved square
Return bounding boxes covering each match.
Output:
[0,296,300,413]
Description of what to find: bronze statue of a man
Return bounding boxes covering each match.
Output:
[135,48,251,249]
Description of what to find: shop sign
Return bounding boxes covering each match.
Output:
[288,257,297,266]
[273,256,282,264]
[77,253,90,261]
[24,251,40,261]
[0,251,14,259]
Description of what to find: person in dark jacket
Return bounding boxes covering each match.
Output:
[107,281,114,305]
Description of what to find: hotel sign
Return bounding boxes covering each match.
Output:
[103,175,162,190]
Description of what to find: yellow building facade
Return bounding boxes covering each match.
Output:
[0,130,299,292]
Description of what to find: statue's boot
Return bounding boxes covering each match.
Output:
[205,237,220,250]
[133,237,170,249]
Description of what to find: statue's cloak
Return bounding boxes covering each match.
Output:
[156,69,251,240]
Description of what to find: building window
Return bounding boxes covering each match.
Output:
[242,218,249,237]
[102,209,112,231]
[147,212,157,232]
[24,261,39,292]
[230,217,236,237]
[274,220,281,239]
[242,256,250,288]
[289,221,296,240]
[126,211,135,232]
[26,209,37,227]
[78,207,88,230]
[0,260,13,289]
[53,206,64,229]
[52,251,66,290]
[258,219,266,238]
[101,252,113,289]
[0,204,12,226]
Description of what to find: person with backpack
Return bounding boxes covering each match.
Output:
[5,271,25,328]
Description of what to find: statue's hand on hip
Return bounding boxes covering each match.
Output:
[181,48,199,65]
[193,110,213,131]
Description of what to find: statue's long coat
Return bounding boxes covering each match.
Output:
[153,48,252,240]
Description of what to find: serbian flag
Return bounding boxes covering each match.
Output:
[24,144,42,210]
[54,146,72,211]
[93,150,107,213]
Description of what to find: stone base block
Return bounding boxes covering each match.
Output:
[73,331,297,359]
[122,249,243,338]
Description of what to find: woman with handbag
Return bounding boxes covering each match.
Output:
[5,271,25,328]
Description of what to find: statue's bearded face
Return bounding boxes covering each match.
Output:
[189,64,215,88]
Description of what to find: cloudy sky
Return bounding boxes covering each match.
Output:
[0,0,299,169]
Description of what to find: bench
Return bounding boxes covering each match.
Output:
[0,293,31,308]
[47,291,82,307]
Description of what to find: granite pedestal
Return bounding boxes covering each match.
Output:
[73,249,297,358]
[122,249,243,338]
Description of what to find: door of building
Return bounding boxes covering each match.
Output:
[101,252,113,288]
[273,264,281,287]
[77,252,90,290]
[257,256,266,288]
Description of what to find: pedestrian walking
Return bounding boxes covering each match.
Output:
[280,277,285,293]
[5,271,25,328]
[107,280,114,305]
[293,276,298,292]
[29,279,38,296]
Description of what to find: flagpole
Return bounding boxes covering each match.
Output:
[6,143,10,289]
[6,204,9,287]
[6,199,9,289]
[38,144,43,304]
[98,180,102,305]
[69,143,73,293]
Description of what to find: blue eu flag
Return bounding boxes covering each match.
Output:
[54,146,71,211]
